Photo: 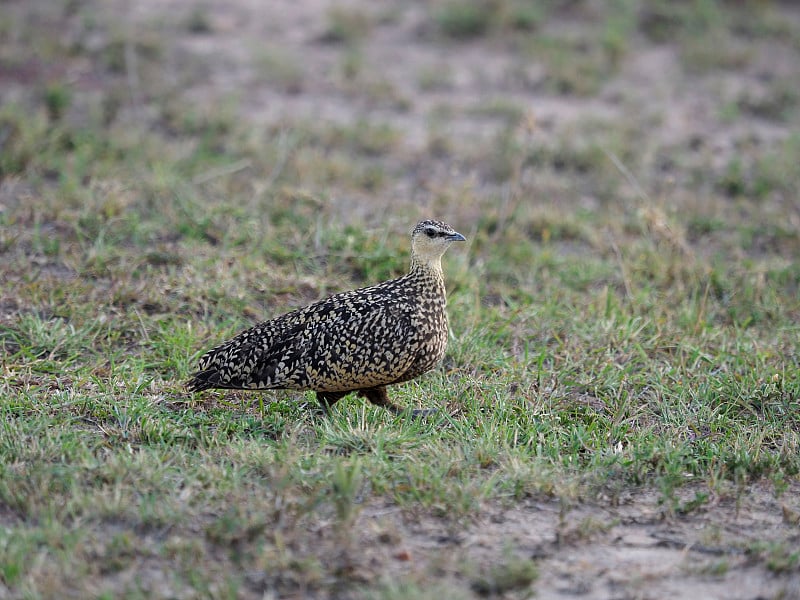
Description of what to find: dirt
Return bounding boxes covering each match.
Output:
[352,481,800,599]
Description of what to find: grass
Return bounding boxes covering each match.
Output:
[470,549,538,595]
[2,0,800,598]
[322,5,374,45]
[253,47,305,94]
[3,184,799,595]
[433,0,547,39]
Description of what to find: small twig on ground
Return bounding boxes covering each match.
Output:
[609,234,633,301]
[124,36,142,121]
[602,146,651,204]
[193,159,253,185]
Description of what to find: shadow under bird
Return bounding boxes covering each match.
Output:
[187,219,466,415]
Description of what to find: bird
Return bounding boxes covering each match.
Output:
[187,219,466,415]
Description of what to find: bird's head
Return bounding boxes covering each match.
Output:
[410,219,466,267]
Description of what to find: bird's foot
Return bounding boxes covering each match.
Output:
[389,407,438,419]
[410,408,438,418]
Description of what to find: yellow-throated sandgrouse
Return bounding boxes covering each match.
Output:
[187,219,466,414]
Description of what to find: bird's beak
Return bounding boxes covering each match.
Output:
[446,232,466,242]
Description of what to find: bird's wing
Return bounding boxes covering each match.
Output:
[188,285,420,392]
[298,291,420,391]
[189,319,306,390]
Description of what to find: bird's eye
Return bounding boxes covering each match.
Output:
[425,227,436,238]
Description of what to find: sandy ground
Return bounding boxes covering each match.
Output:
[353,481,800,598]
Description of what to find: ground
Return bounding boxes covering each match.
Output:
[1,0,800,598]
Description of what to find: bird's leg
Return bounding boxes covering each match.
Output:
[358,387,403,414]
[316,391,347,414]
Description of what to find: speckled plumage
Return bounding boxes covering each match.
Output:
[187,219,466,413]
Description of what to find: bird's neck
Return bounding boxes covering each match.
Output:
[409,255,446,295]
[410,254,443,276]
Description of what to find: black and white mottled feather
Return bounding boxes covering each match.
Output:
[187,219,466,413]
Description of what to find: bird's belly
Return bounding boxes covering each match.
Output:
[302,349,414,392]
[396,323,448,383]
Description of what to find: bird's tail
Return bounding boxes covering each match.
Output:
[186,369,220,393]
